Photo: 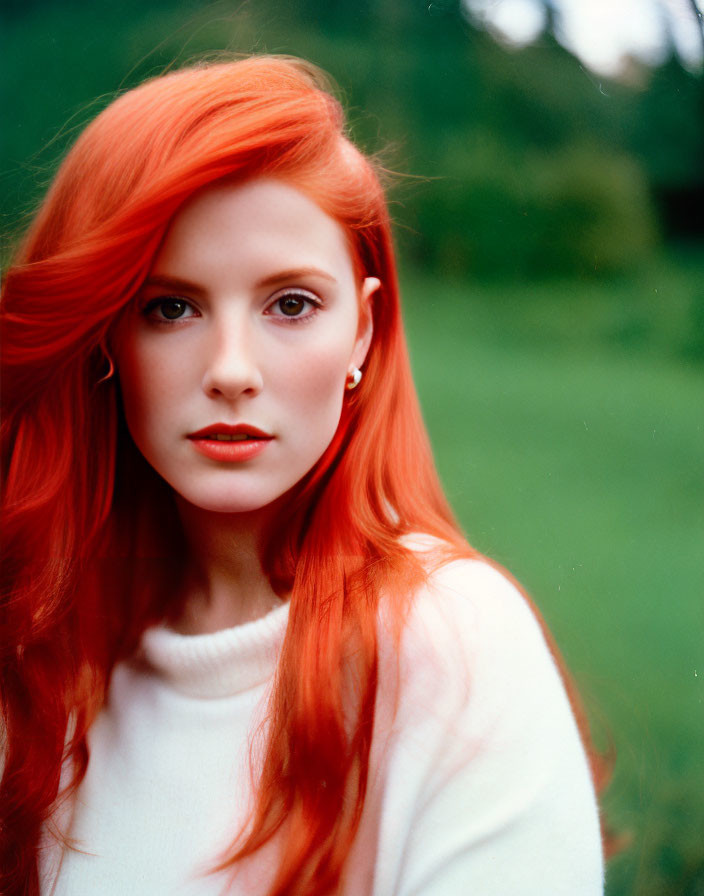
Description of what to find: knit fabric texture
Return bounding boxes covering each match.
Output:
[40,557,604,895]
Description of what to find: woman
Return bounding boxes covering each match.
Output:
[0,56,605,895]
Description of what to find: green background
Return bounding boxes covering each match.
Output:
[2,2,703,893]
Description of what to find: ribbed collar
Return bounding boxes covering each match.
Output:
[138,602,290,699]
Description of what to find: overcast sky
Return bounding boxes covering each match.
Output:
[463,0,704,76]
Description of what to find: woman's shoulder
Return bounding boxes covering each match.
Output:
[394,533,547,677]
[370,535,604,894]
[385,533,587,767]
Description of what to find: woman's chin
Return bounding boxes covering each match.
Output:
[172,489,286,517]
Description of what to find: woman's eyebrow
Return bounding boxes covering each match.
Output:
[141,274,207,296]
[256,267,338,287]
[141,267,338,294]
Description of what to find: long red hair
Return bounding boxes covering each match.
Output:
[0,56,608,894]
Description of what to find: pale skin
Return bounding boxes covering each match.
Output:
[113,178,380,634]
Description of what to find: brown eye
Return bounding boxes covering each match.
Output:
[266,289,320,322]
[277,295,307,316]
[142,297,195,322]
[159,299,188,320]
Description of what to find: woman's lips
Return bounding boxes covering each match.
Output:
[187,423,273,461]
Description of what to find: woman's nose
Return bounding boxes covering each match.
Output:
[201,315,264,400]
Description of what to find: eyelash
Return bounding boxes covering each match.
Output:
[140,289,323,326]
[141,297,197,324]
[266,289,322,324]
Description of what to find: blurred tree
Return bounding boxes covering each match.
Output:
[2,0,701,274]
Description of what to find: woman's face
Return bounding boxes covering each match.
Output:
[114,177,378,514]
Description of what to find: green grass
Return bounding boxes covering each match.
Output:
[401,260,704,896]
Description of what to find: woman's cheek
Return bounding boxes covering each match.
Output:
[117,345,182,449]
[283,341,350,414]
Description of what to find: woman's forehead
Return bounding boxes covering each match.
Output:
[150,177,358,286]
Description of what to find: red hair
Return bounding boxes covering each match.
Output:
[0,56,608,894]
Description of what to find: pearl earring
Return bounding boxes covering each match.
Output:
[346,367,362,390]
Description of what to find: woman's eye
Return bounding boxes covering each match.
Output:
[268,290,319,320]
[279,295,307,316]
[143,297,195,322]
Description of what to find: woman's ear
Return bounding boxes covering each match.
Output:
[351,276,380,369]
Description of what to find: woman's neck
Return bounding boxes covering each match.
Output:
[170,497,286,635]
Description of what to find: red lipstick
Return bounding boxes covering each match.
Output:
[187,423,273,462]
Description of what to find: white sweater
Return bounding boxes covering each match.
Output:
[40,557,604,894]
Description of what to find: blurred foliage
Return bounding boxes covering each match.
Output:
[410,136,659,277]
[2,0,703,281]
